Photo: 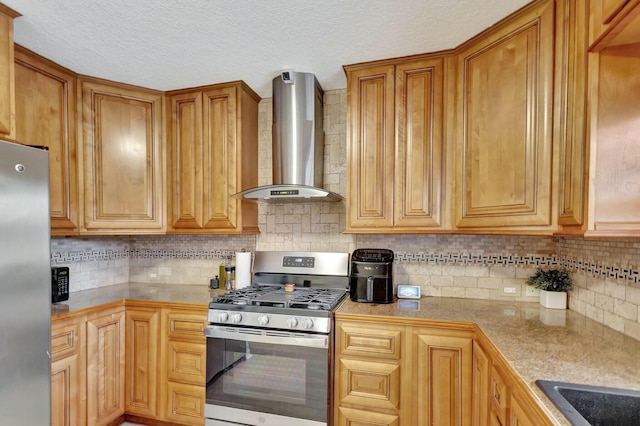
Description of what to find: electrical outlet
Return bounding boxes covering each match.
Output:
[503,287,517,294]
[148,272,158,280]
[526,286,540,297]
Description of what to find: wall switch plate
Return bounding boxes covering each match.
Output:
[503,287,517,294]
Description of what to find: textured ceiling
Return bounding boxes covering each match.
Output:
[5,0,530,98]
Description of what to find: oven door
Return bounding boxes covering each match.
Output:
[204,325,330,426]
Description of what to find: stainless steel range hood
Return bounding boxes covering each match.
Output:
[233,71,342,202]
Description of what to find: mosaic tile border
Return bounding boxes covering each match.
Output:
[51,249,639,285]
[394,252,639,284]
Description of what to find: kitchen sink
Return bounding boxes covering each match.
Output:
[536,380,640,426]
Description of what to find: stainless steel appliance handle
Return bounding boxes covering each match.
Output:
[204,325,328,349]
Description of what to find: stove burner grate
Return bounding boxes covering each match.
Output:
[211,285,347,311]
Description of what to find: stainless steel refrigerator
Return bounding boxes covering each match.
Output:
[0,139,51,424]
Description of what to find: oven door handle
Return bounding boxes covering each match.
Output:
[204,325,329,349]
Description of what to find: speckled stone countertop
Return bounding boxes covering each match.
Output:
[52,284,640,425]
[50,282,218,317]
[337,297,640,426]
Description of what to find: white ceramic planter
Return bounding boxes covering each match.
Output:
[539,290,567,309]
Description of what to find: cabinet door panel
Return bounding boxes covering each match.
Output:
[81,80,164,232]
[203,86,237,229]
[337,321,404,360]
[165,381,205,426]
[51,355,80,426]
[14,49,79,234]
[337,407,400,426]
[414,333,472,426]
[169,91,204,229]
[86,309,125,426]
[167,340,206,385]
[0,6,18,139]
[337,358,401,411]
[395,59,444,228]
[455,1,554,228]
[591,45,640,232]
[126,308,159,418]
[346,65,395,229]
[472,342,491,426]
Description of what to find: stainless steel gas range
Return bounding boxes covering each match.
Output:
[204,251,349,426]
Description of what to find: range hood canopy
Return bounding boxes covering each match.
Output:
[233,71,342,202]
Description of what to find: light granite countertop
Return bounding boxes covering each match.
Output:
[337,297,640,426]
[52,284,640,425]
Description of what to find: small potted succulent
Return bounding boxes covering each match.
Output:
[527,268,572,309]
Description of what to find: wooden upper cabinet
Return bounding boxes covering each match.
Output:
[14,47,80,235]
[589,0,640,50]
[454,0,555,231]
[0,4,19,140]
[167,81,260,234]
[556,0,589,230]
[345,64,395,230]
[345,57,446,233]
[586,43,640,235]
[80,77,165,233]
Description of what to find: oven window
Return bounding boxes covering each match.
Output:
[206,337,328,422]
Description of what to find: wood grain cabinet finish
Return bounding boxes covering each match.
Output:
[336,407,400,426]
[0,4,19,140]
[80,78,165,234]
[586,42,640,235]
[344,58,446,233]
[14,47,80,235]
[556,0,589,230]
[335,320,406,422]
[454,0,555,231]
[413,331,473,426]
[51,316,86,426]
[472,341,490,426]
[589,0,640,49]
[160,307,207,426]
[125,307,159,419]
[167,82,259,234]
[86,307,126,426]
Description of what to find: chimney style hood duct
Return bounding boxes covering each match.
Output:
[233,71,342,202]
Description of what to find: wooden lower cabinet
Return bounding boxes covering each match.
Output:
[51,315,86,426]
[335,318,473,426]
[336,407,400,426]
[51,302,208,426]
[86,307,126,426]
[472,341,490,426]
[413,330,473,426]
[125,307,160,419]
[472,333,554,426]
[160,307,208,426]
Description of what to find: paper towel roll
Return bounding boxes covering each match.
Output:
[235,251,252,289]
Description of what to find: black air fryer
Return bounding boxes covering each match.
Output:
[349,249,394,303]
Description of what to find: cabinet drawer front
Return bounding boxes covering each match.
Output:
[338,322,404,360]
[167,341,206,385]
[167,312,207,342]
[338,358,401,411]
[51,320,81,361]
[491,365,509,422]
[166,381,205,425]
[337,407,400,426]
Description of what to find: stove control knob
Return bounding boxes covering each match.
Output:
[258,315,269,325]
[231,313,243,324]
[287,317,298,329]
[303,319,314,330]
[217,312,229,323]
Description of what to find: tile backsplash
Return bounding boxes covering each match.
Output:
[50,88,640,341]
